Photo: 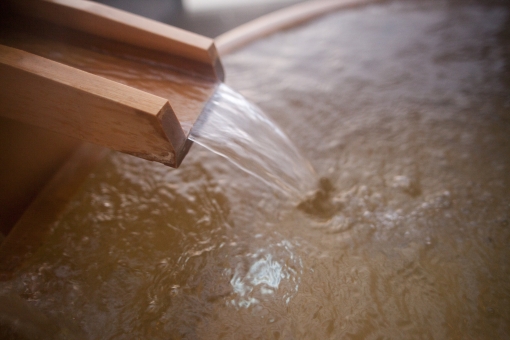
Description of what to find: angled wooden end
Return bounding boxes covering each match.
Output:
[0,45,188,167]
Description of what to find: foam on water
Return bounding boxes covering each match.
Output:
[189,83,318,200]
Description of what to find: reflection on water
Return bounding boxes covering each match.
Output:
[1,0,510,338]
[228,240,302,309]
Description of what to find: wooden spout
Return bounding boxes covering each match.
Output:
[0,0,224,168]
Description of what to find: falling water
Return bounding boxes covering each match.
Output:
[189,83,318,199]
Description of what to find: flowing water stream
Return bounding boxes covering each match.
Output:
[189,83,318,200]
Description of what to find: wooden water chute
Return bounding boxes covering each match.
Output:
[0,0,224,168]
[0,0,373,277]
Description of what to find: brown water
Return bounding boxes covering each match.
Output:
[1,0,510,338]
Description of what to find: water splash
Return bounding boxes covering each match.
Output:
[189,84,318,200]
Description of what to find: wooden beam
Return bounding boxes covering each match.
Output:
[10,0,224,81]
[0,45,188,167]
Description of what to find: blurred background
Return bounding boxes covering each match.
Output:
[93,0,306,37]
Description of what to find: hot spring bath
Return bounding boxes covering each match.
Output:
[1,0,510,338]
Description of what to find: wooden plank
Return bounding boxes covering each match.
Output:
[0,44,188,167]
[0,142,108,281]
[215,0,375,55]
[9,0,224,81]
[0,117,81,236]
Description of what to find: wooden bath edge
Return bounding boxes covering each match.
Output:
[215,0,380,56]
[0,143,108,281]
